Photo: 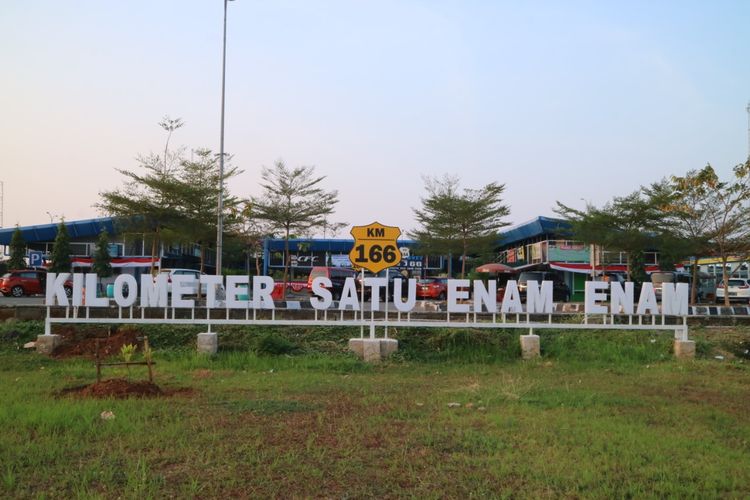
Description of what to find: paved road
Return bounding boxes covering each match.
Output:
[0,295,44,306]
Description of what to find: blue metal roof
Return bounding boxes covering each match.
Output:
[498,216,571,247]
[0,217,115,245]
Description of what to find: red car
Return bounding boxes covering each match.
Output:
[1,270,43,297]
[0,270,73,298]
[417,278,448,300]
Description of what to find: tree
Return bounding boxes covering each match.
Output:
[235,202,275,275]
[674,162,750,306]
[555,189,670,283]
[50,222,71,273]
[92,230,113,287]
[8,227,26,270]
[411,175,510,278]
[98,116,186,274]
[169,149,242,274]
[650,168,717,303]
[99,118,242,277]
[251,161,341,297]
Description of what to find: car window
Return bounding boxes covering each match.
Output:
[728,279,747,287]
[519,272,544,282]
[309,269,327,280]
[21,272,38,279]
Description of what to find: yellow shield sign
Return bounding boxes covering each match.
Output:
[349,222,403,274]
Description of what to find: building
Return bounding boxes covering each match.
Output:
[262,238,445,279]
[496,217,661,301]
[0,217,214,282]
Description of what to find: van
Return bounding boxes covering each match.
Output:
[306,266,358,299]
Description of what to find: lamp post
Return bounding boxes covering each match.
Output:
[216,0,233,275]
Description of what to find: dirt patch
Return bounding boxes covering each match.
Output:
[60,378,162,398]
[59,378,197,399]
[52,326,141,359]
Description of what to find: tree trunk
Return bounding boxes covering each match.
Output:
[460,238,468,279]
[150,228,160,276]
[197,245,205,300]
[282,227,290,300]
[690,260,699,304]
[722,256,730,307]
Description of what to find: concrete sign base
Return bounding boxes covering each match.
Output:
[674,340,696,359]
[520,334,541,359]
[197,332,218,355]
[348,338,399,362]
[36,334,61,355]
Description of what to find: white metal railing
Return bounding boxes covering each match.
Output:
[44,304,690,341]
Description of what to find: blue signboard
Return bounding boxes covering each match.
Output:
[29,251,44,267]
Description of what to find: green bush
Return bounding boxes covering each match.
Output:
[255,332,299,356]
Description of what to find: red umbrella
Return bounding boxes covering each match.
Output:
[475,262,517,274]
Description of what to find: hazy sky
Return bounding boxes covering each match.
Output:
[2,0,749,235]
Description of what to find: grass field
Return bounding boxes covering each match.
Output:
[1,321,749,498]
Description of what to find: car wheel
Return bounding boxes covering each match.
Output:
[11,286,24,297]
[64,286,73,298]
[437,292,446,300]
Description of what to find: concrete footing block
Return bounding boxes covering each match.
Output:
[36,334,61,355]
[380,338,398,358]
[348,339,365,357]
[362,339,382,363]
[348,338,399,362]
[674,340,696,359]
[520,334,540,360]
[197,332,218,355]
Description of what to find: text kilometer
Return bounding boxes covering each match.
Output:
[45,273,690,316]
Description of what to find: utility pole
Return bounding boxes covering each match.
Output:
[216,0,233,275]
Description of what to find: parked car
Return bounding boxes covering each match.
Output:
[357,269,411,299]
[517,271,570,302]
[651,271,716,303]
[158,268,208,295]
[715,278,750,303]
[0,269,72,297]
[307,266,359,299]
[417,278,448,300]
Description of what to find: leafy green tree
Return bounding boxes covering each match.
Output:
[555,190,669,283]
[235,201,275,275]
[649,168,717,302]
[99,118,243,277]
[8,226,26,270]
[251,161,341,297]
[169,149,242,274]
[98,116,186,274]
[672,162,750,306]
[411,175,510,278]
[50,222,71,273]
[92,230,113,281]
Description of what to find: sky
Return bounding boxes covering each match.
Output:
[1,0,749,236]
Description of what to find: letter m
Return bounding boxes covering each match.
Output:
[661,283,688,316]
[367,228,385,237]
[140,274,168,307]
[526,280,554,313]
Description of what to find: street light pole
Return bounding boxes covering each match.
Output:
[216,0,232,275]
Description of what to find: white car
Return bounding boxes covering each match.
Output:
[715,278,750,302]
[158,268,209,295]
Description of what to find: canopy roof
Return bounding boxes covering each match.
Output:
[0,217,115,245]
